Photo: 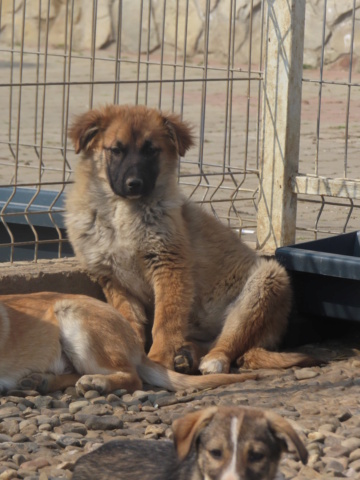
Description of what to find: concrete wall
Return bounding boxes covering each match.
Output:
[0,258,104,297]
[0,0,358,69]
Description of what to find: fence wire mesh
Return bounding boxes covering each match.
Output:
[296,0,360,241]
[0,0,262,262]
[1,0,360,262]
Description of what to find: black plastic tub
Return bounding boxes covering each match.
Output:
[0,187,73,262]
[275,231,360,321]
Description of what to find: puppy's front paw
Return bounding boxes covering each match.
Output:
[18,373,51,394]
[199,353,230,375]
[76,375,109,396]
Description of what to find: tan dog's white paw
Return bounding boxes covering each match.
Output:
[76,375,109,396]
[199,354,230,375]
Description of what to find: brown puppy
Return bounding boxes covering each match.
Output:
[0,292,258,395]
[66,104,313,374]
[72,406,308,480]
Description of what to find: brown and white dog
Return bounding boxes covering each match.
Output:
[0,292,259,395]
[65,104,314,375]
[72,406,308,480]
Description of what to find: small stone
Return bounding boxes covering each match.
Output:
[319,424,337,433]
[308,431,326,443]
[153,395,178,408]
[342,438,360,451]
[91,397,107,405]
[56,422,87,436]
[0,408,20,420]
[338,411,352,422]
[84,390,100,400]
[128,405,141,413]
[0,434,12,443]
[145,415,161,425]
[33,396,53,409]
[144,425,167,437]
[19,457,51,471]
[106,394,122,404]
[12,433,31,443]
[349,449,360,462]
[12,454,27,467]
[323,445,350,458]
[85,415,123,431]
[294,368,320,380]
[112,389,128,397]
[78,404,113,416]
[69,401,89,415]
[56,435,82,448]
[0,469,18,480]
[298,465,324,478]
[0,421,19,437]
[131,391,149,402]
[349,458,360,472]
[324,456,348,473]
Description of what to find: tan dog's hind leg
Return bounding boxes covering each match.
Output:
[54,298,144,395]
[200,259,291,374]
[19,372,82,394]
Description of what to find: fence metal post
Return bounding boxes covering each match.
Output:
[256,0,305,252]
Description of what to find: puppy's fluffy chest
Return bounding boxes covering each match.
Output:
[75,194,180,302]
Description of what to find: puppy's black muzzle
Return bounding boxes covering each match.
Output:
[106,151,159,200]
[124,177,144,197]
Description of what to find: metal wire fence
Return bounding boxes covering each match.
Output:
[295,0,360,241]
[0,0,360,262]
[0,0,262,262]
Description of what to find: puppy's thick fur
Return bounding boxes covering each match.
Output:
[0,293,258,395]
[72,406,308,480]
[66,104,313,374]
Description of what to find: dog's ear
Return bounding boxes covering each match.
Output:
[172,407,218,460]
[265,411,308,465]
[162,113,195,157]
[69,109,107,154]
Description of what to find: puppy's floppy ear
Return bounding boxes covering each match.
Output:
[163,113,195,157]
[172,407,217,460]
[265,411,308,465]
[69,108,106,154]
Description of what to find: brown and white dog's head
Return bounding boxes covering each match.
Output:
[173,406,308,480]
[69,104,194,200]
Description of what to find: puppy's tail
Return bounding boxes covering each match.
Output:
[137,356,257,392]
[237,347,322,370]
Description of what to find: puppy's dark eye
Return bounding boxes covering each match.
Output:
[248,450,265,463]
[109,143,124,156]
[209,449,223,460]
[142,140,159,157]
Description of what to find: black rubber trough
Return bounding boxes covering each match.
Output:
[275,231,360,321]
[0,187,73,262]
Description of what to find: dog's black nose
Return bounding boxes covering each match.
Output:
[126,177,143,195]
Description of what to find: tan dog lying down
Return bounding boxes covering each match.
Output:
[0,292,262,395]
[72,406,308,480]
